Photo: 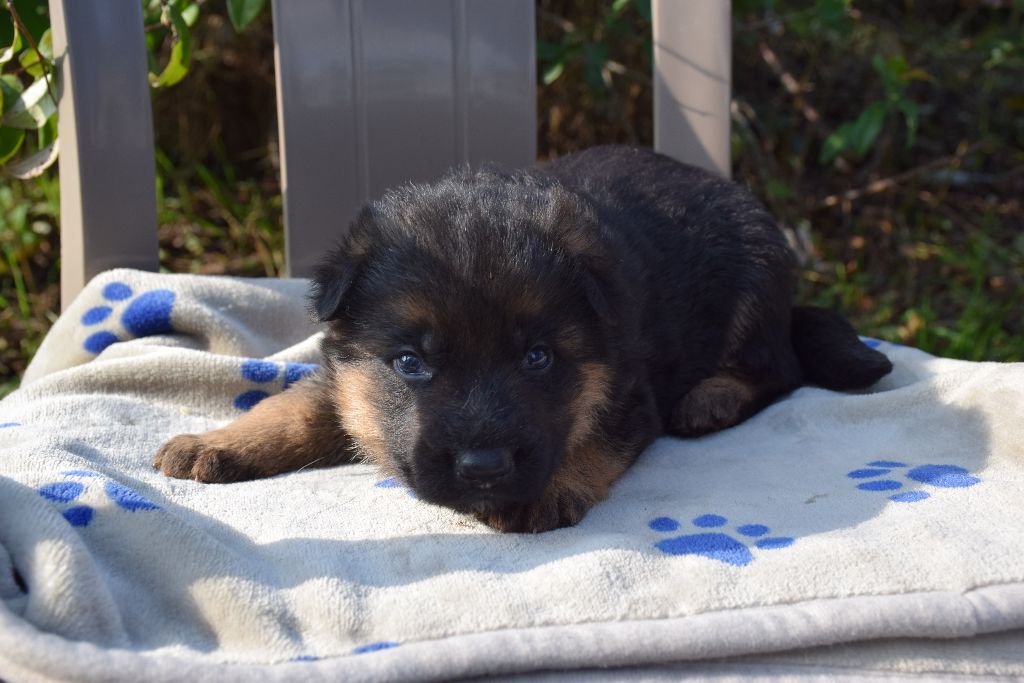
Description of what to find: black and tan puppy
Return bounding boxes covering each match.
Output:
[155,145,892,532]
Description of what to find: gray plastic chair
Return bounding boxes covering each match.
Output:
[47,0,731,309]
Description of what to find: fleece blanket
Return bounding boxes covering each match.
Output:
[1,269,1023,682]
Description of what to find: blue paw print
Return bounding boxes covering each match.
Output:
[0,422,19,429]
[375,477,417,498]
[860,336,882,349]
[36,471,160,527]
[649,514,794,567]
[353,641,399,655]
[81,281,176,354]
[233,359,319,410]
[847,460,981,502]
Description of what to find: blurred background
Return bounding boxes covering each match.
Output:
[0,0,1022,397]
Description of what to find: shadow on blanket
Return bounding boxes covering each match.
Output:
[1,379,993,659]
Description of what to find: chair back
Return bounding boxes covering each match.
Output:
[46,0,730,308]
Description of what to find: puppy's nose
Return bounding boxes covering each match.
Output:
[455,449,513,485]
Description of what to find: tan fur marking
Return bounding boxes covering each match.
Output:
[511,288,544,318]
[333,365,390,467]
[390,296,437,327]
[567,362,613,447]
[554,324,588,357]
[478,437,628,533]
[550,438,627,505]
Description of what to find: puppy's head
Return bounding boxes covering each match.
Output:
[309,168,623,515]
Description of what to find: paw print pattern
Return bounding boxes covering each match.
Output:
[649,513,795,566]
[36,471,160,527]
[847,460,981,502]
[353,641,399,655]
[375,477,417,498]
[860,337,883,349]
[233,360,319,410]
[81,281,176,354]
[0,422,19,428]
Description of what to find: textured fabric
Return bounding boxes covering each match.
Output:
[1,269,1022,682]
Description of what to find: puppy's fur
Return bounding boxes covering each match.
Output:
[155,146,892,532]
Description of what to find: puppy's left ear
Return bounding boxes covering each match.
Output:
[549,198,622,327]
[308,217,373,322]
[309,256,362,322]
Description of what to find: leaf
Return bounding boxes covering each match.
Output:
[181,3,200,27]
[2,138,58,178]
[633,0,652,23]
[816,0,850,34]
[227,0,267,31]
[0,126,26,165]
[847,101,887,157]
[536,41,564,63]
[542,61,565,86]
[903,68,933,82]
[0,26,21,65]
[873,54,912,96]
[18,28,53,78]
[819,122,853,164]
[765,179,794,200]
[0,75,21,114]
[148,5,192,88]
[897,98,919,149]
[582,42,609,92]
[1,76,59,129]
[37,112,56,147]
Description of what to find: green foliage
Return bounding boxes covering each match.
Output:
[1,0,1022,397]
[819,52,928,164]
[0,0,273,175]
[0,1,56,178]
[732,0,1024,361]
[0,170,59,398]
[226,0,268,32]
[146,1,193,88]
[538,0,650,93]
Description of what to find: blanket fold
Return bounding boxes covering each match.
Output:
[1,269,1022,682]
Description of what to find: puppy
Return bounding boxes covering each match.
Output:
[155,145,892,532]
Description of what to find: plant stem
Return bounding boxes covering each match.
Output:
[4,0,59,111]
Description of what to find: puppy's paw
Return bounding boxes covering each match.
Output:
[153,434,252,483]
[670,376,756,437]
[477,490,594,533]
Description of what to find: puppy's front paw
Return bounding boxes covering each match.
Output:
[477,490,594,533]
[154,434,251,483]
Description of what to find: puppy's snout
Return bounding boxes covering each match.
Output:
[455,449,513,486]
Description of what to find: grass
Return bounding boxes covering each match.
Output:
[0,172,60,397]
[1,1,1022,399]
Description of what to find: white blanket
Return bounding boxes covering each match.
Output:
[1,269,1022,682]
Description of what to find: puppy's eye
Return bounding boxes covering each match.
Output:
[393,352,430,379]
[523,344,553,371]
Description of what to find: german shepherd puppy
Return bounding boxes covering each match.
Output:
[155,146,892,532]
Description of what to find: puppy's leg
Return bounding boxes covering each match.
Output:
[154,374,352,483]
[669,342,805,439]
[668,373,768,437]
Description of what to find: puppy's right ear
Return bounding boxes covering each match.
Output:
[308,224,372,323]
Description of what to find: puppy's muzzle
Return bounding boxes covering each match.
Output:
[455,449,513,488]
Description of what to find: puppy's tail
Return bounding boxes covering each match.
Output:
[790,306,893,390]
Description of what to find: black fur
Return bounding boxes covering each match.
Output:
[306,145,892,526]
